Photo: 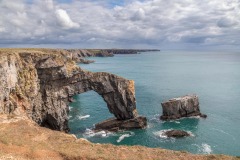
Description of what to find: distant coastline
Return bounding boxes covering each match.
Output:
[96,49,160,54]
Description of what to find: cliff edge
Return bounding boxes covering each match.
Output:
[0,116,237,160]
[0,48,143,132]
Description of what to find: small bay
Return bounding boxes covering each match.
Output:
[69,50,240,156]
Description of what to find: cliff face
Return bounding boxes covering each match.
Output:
[0,49,140,132]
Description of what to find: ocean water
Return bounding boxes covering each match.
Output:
[69,50,240,156]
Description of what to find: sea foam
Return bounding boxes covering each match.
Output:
[78,115,90,120]
[83,128,95,137]
[201,143,212,154]
[153,129,194,139]
[83,129,113,138]
[117,134,131,143]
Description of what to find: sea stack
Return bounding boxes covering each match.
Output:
[160,94,207,120]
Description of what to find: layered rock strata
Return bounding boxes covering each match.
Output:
[160,94,207,120]
[0,49,146,132]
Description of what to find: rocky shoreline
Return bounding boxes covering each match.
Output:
[0,48,238,160]
[0,117,237,160]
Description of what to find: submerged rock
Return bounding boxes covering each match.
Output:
[95,116,147,131]
[160,94,207,120]
[164,130,190,138]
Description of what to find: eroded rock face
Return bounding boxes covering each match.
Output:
[160,94,207,120]
[0,49,142,132]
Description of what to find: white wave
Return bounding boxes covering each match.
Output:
[149,114,161,122]
[68,115,72,119]
[78,115,90,120]
[153,129,172,139]
[186,131,195,137]
[83,129,113,138]
[188,116,201,119]
[117,134,131,143]
[69,106,73,111]
[169,120,180,124]
[200,143,212,154]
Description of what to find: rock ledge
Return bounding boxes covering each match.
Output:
[95,116,147,131]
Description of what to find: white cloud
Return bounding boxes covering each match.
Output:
[0,0,239,49]
[131,8,146,21]
[55,9,80,29]
[44,0,54,10]
[0,26,5,32]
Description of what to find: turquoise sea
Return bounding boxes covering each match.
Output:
[69,51,240,156]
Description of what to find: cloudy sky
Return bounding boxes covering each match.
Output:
[0,0,240,50]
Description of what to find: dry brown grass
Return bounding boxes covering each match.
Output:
[0,48,62,54]
[0,117,237,160]
[0,48,78,75]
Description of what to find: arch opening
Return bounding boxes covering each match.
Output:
[68,90,112,135]
[36,62,146,132]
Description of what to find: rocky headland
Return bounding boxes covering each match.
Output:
[0,48,146,132]
[64,49,160,64]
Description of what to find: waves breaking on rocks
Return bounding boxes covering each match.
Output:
[83,129,114,138]
[117,132,135,143]
[153,129,195,139]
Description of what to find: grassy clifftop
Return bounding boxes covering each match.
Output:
[0,48,67,54]
[0,116,238,160]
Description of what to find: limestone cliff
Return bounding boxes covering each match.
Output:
[0,48,143,132]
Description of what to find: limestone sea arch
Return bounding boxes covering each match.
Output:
[0,49,145,132]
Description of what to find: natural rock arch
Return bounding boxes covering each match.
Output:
[36,57,138,131]
[0,51,145,133]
